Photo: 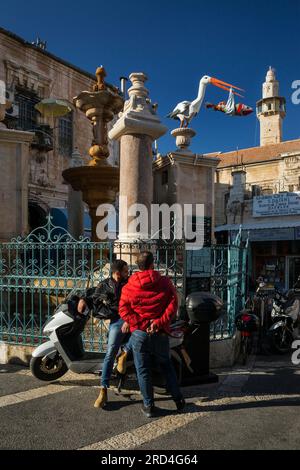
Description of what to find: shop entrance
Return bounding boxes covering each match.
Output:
[287,256,300,289]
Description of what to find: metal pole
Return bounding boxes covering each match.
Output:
[119,77,128,99]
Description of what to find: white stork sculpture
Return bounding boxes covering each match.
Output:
[167,75,243,128]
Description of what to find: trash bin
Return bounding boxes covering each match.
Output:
[180,292,224,385]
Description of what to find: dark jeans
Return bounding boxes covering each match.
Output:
[131,329,183,407]
[101,318,132,388]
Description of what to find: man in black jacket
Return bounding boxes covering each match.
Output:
[77,259,132,408]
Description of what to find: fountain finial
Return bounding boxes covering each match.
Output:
[63,67,124,241]
[93,66,107,91]
[73,67,124,166]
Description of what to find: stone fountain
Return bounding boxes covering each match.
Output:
[62,67,124,241]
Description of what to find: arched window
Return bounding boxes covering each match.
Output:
[28,202,47,232]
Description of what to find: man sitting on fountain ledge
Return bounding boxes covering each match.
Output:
[119,251,185,418]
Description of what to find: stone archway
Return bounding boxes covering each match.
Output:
[28,201,47,232]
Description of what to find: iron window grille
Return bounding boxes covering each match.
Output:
[15,87,40,131]
[58,112,73,157]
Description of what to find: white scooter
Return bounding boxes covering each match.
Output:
[30,291,223,386]
[30,295,106,381]
[30,290,187,382]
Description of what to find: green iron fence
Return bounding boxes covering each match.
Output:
[186,229,249,339]
[0,218,247,350]
[0,216,184,351]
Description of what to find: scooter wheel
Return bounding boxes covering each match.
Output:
[270,326,293,354]
[30,355,68,381]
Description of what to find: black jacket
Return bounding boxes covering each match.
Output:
[83,278,127,321]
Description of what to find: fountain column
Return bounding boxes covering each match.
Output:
[62,67,124,242]
[67,148,84,239]
[109,73,167,243]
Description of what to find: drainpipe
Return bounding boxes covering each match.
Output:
[119,77,128,99]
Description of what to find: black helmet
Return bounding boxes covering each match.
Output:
[186,292,224,324]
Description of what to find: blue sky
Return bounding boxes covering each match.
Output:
[1,0,300,155]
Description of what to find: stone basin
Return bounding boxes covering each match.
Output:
[62,165,119,242]
[74,90,124,121]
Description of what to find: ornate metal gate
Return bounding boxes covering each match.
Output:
[186,229,249,339]
[0,218,247,350]
[0,216,184,351]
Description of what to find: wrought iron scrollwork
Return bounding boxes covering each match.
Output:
[0,218,185,350]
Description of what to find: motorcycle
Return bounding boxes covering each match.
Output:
[30,290,223,388]
[253,280,273,354]
[268,285,300,354]
[235,310,259,365]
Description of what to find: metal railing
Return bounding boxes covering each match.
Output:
[186,229,248,339]
[0,216,184,351]
[0,216,247,350]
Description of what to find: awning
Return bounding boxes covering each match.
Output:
[215,220,300,232]
[50,208,68,229]
[49,208,118,239]
[83,212,91,237]
[50,208,91,236]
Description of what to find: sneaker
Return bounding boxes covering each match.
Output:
[175,397,186,412]
[94,387,108,408]
[116,350,128,375]
[141,404,156,418]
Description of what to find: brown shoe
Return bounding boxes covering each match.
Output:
[116,350,128,375]
[94,387,107,408]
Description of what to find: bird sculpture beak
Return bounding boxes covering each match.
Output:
[210,77,244,97]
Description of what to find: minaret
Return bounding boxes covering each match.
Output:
[256,67,286,146]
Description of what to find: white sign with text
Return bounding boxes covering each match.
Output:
[253,192,300,217]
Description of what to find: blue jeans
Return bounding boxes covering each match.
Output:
[131,330,183,407]
[101,318,132,388]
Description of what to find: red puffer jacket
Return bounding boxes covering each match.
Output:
[119,270,178,333]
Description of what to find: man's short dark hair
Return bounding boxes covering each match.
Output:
[137,251,154,271]
[111,259,127,273]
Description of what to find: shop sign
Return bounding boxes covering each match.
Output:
[253,192,300,217]
[233,227,295,242]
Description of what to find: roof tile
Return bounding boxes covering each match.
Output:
[205,139,300,168]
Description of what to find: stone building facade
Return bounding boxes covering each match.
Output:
[153,151,219,243]
[211,68,300,290]
[153,132,220,293]
[0,27,119,239]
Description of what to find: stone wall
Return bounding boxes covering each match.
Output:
[215,152,300,227]
[0,29,119,234]
[0,128,33,240]
[153,153,219,242]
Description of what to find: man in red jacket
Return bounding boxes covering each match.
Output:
[119,251,185,418]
